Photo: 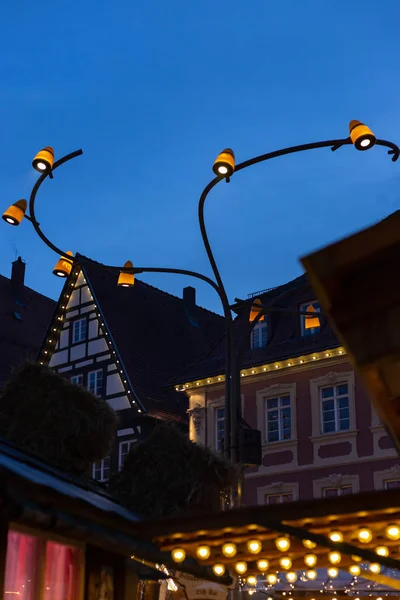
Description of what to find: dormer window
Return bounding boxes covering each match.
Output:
[251,321,268,349]
[300,301,320,336]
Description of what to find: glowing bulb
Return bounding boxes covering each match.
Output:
[358,528,372,543]
[279,557,292,570]
[247,540,262,554]
[218,166,228,175]
[247,576,257,587]
[369,563,380,574]
[329,531,343,543]
[328,551,341,565]
[360,139,371,148]
[304,554,317,567]
[375,545,389,557]
[286,572,297,583]
[303,539,316,549]
[385,524,400,540]
[36,162,47,171]
[307,570,317,581]
[235,562,247,574]
[171,548,186,563]
[348,565,361,576]
[257,559,269,571]
[267,574,277,585]
[275,537,290,552]
[213,564,225,576]
[351,555,362,563]
[196,546,211,560]
[248,590,256,596]
[222,543,237,557]
[328,568,338,578]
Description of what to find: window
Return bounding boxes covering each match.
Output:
[4,531,41,600]
[266,493,293,504]
[44,541,82,600]
[92,456,111,482]
[385,480,400,490]
[300,301,320,336]
[320,383,350,433]
[72,318,87,344]
[88,369,103,397]
[71,374,84,387]
[119,440,133,469]
[265,395,291,442]
[215,407,225,452]
[323,485,352,497]
[251,322,267,349]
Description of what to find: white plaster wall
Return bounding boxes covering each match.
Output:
[88,339,108,355]
[89,320,98,339]
[67,289,80,308]
[70,344,86,361]
[49,350,69,367]
[106,372,125,395]
[108,396,131,410]
[59,329,69,349]
[81,285,93,304]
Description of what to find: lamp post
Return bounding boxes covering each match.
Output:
[3,124,399,508]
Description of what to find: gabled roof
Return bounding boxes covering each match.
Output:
[77,255,225,418]
[179,273,340,382]
[0,269,55,388]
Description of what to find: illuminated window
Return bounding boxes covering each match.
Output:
[300,301,320,336]
[251,322,267,349]
[323,485,352,497]
[385,480,400,490]
[88,369,103,397]
[70,374,84,387]
[265,396,291,442]
[320,383,349,433]
[119,440,134,469]
[92,456,111,482]
[72,318,87,343]
[266,493,293,504]
[215,407,225,453]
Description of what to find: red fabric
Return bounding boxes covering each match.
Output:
[44,541,82,600]
[4,531,39,600]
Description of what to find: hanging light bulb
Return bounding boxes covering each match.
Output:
[117,260,135,287]
[357,528,373,543]
[304,554,317,567]
[171,548,186,563]
[327,568,338,578]
[328,551,341,565]
[348,565,361,576]
[212,564,225,577]
[235,562,248,575]
[222,543,237,558]
[248,590,256,596]
[329,531,343,543]
[247,576,257,587]
[385,524,400,540]
[375,546,389,557]
[266,574,277,585]
[275,537,290,552]
[196,545,211,560]
[279,557,292,570]
[247,540,262,554]
[257,559,269,571]
[303,539,317,549]
[286,572,297,583]
[369,563,381,574]
[307,570,317,581]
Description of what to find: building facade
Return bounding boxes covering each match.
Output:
[178,274,399,505]
[39,254,224,482]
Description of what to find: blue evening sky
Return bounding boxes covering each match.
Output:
[0,1,399,314]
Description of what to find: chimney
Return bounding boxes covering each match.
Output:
[183,286,196,311]
[11,257,26,304]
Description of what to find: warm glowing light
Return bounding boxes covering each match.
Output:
[247,576,257,587]
[303,540,317,549]
[328,568,338,578]
[222,543,237,558]
[304,304,320,329]
[248,590,256,596]
[257,559,269,571]
[385,524,400,540]
[235,562,248,575]
[171,548,186,563]
[304,554,317,567]
[247,540,262,554]
[213,564,225,576]
[32,146,54,173]
[286,572,297,583]
[369,563,381,574]
[279,557,292,570]
[329,531,343,543]
[349,120,376,151]
[328,551,341,565]
[307,570,317,581]
[348,565,361,576]
[2,199,27,226]
[275,537,290,552]
[357,528,372,543]
[196,546,211,560]
[118,260,135,287]
[213,148,235,178]
[266,574,277,585]
[351,555,362,563]
[375,546,389,557]
[53,251,74,278]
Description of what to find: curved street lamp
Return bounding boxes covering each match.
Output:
[3,121,399,507]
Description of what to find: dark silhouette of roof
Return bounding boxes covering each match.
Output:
[77,255,225,419]
[178,273,340,382]
[0,259,56,388]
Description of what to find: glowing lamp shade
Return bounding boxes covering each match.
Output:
[171,548,186,563]
[196,545,211,560]
[32,146,54,173]
[212,148,235,178]
[286,572,297,583]
[222,543,237,558]
[385,524,400,540]
[304,554,317,567]
[279,557,292,570]
[357,528,373,543]
[266,574,277,585]
[212,564,225,577]
[329,531,343,543]
[304,304,320,330]
[349,565,361,576]
[303,539,317,550]
[53,251,74,278]
[118,260,135,287]
[247,540,262,554]
[2,199,27,226]
[328,551,341,565]
[327,568,338,578]
[375,546,389,557]
[369,563,381,574]
[234,562,247,575]
[247,576,257,587]
[306,570,317,581]
[349,120,376,151]
[257,559,269,571]
[250,298,265,323]
[275,537,290,552]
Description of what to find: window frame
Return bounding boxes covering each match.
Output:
[87,369,103,397]
[320,383,350,434]
[72,318,87,344]
[323,485,353,498]
[265,492,293,504]
[118,440,134,470]
[215,406,225,453]
[92,456,111,482]
[309,371,355,439]
[300,300,321,337]
[256,383,297,446]
[71,374,84,387]
[251,321,268,349]
[265,395,292,443]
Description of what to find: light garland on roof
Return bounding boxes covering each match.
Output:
[176,347,346,391]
